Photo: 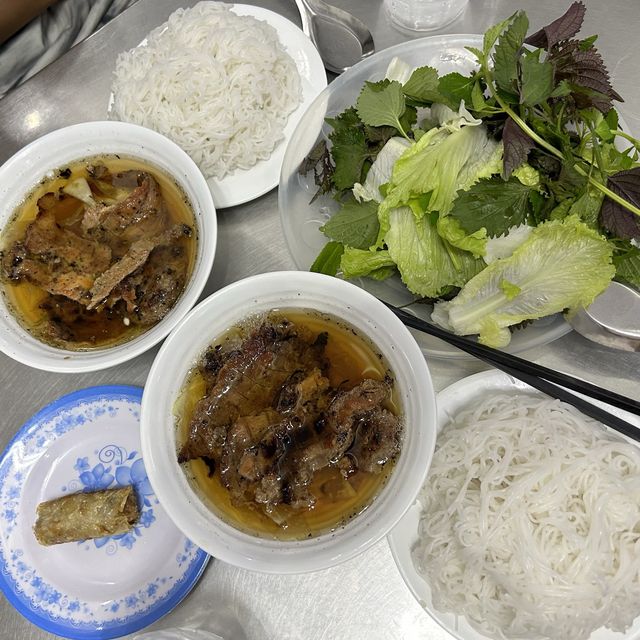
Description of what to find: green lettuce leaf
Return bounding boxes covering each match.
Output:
[353,137,410,203]
[384,120,501,216]
[436,216,487,257]
[385,207,485,298]
[340,247,396,280]
[375,116,502,247]
[432,216,615,347]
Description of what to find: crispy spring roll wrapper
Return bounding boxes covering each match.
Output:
[33,486,139,546]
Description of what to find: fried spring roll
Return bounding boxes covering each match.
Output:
[33,486,139,545]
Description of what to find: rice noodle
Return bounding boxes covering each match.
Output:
[413,393,640,640]
[110,2,301,180]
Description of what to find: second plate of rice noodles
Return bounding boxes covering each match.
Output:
[388,369,640,640]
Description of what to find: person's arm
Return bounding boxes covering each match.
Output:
[0,0,59,44]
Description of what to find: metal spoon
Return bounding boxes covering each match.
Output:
[566,281,640,352]
[293,0,375,74]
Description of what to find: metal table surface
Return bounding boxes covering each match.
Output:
[0,1,639,639]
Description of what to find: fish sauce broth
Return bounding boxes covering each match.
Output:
[176,310,404,540]
[0,155,196,349]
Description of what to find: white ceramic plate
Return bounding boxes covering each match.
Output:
[387,370,640,640]
[109,3,327,210]
[279,34,572,359]
[0,386,209,639]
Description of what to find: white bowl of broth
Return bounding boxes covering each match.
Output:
[140,271,436,573]
[0,121,216,372]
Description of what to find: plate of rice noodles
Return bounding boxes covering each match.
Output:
[388,369,640,640]
[109,2,327,209]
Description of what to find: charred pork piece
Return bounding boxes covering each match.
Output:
[252,377,395,513]
[292,378,393,481]
[178,321,329,463]
[82,172,169,246]
[87,224,191,310]
[347,406,401,473]
[222,369,331,505]
[1,210,111,302]
[105,242,190,325]
[198,344,239,390]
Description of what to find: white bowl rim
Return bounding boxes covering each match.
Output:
[0,121,217,373]
[140,270,437,574]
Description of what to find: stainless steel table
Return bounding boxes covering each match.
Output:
[1,1,639,638]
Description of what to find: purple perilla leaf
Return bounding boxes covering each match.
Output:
[503,117,536,179]
[525,2,586,49]
[600,168,640,239]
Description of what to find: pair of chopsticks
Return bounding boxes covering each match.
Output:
[384,302,640,443]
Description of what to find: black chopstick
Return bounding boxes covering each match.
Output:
[384,302,640,440]
[493,360,640,443]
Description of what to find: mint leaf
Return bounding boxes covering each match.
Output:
[356,80,406,133]
[466,46,484,64]
[493,11,529,94]
[403,66,442,103]
[438,72,475,109]
[600,168,640,239]
[520,49,555,106]
[471,81,488,111]
[503,117,535,179]
[330,126,369,191]
[550,80,572,98]
[321,200,380,250]
[525,1,586,49]
[310,242,344,276]
[483,16,513,58]
[579,34,598,51]
[594,117,614,142]
[605,108,619,131]
[450,177,532,237]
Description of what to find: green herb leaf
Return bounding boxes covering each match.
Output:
[493,11,529,94]
[466,46,484,64]
[520,49,555,106]
[330,126,369,191]
[403,66,443,103]
[580,34,598,50]
[438,72,476,109]
[550,80,572,98]
[483,16,512,58]
[471,81,488,111]
[594,117,614,142]
[356,80,407,133]
[568,189,603,229]
[450,177,533,237]
[320,200,380,249]
[326,107,361,133]
[310,242,344,276]
[613,245,640,288]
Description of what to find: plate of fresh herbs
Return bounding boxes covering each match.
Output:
[279,2,639,358]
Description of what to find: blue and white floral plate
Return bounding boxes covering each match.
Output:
[0,385,210,639]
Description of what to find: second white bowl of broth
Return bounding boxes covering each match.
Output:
[0,121,216,372]
[140,271,436,573]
